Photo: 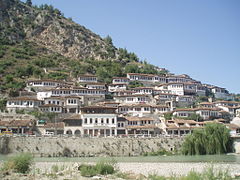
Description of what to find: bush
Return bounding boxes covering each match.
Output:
[2,153,33,173]
[79,160,115,177]
[181,123,233,155]
[95,161,115,175]
[148,166,233,180]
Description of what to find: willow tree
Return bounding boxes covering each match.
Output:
[182,123,233,155]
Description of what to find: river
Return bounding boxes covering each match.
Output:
[1,154,240,163]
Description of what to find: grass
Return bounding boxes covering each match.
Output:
[148,166,237,180]
[1,153,33,174]
[78,159,116,177]
[143,149,173,156]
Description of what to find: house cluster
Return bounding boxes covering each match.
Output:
[2,73,240,137]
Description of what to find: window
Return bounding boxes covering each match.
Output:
[84,118,87,124]
[106,118,109,124]
[90,118,92,124]
[95,118,98,124]
[112,118,115,124]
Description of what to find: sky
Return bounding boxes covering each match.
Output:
[30,0,240,93]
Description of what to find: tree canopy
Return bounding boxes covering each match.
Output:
[181,123,233,155]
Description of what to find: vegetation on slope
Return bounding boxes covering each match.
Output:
[0,0,168,96]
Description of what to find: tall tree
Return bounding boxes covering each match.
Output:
[26,0,32,6]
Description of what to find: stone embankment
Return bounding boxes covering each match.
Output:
[0,136,183,157]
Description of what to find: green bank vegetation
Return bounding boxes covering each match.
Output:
[78,160,116,177]
[181,123,233,155]
[1,153,33,174]
[148,166,237,180]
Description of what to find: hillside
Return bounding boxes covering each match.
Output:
[0,0,167,96]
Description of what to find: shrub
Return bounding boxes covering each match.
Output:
[2,153,33,173]
[79,160,115,177]
[181,123,233,155]
[148,166,233,180]
[79,164,98,177]
[95,161,115,175]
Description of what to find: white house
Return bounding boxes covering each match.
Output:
[108,83,127,92]
[7,97,43,112]
[130,87,154,95]
[125,116,159,136]
[81,106,118,136]
[210,86,232,100]
[86,83,106,90]
[112,77,130,84]
[113,94,153,104]
[39,104,63,113]
[26,79,67,91]
[127,73,166,84]
[118,103,153,116]
[78,75,98,83]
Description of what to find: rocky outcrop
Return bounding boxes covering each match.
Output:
[0,136,183,157]
[0,0,117,60]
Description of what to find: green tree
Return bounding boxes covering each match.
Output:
[26,0,32,6]
[182,123,233,155]
[124,64,140,74]
[164,112,173,120]
[128,81,143,88]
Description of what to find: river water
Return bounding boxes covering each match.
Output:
[1,154,240,163]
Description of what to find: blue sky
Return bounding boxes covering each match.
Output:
[30,0,240,93]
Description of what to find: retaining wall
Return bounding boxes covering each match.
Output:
[0,136,183,157]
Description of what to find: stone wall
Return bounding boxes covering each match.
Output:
[0,136,183,157]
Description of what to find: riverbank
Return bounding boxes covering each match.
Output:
[1,161,240,179]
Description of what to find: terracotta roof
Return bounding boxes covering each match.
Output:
[27,79,65,83]
[214,101,240,104]
[86,82,106,85]
[226,124,240,130]
[174,119,197,124]
[8,96,42,101]
[153,105,169,108]
[43,122,64,129]
[81,106,117,110]
[39,104,62,107]
[127,73,158,77]
[44,97,65,100]
[112,77,129,79]
[119,103,152,108]
[125,117,155,121]
[126,125,157,129]
[63,114,81,120]
[113,94,150,97]
[0,120,33,127]
[130,87,154,90]
[79,75,97,77]
[195,107,221,111]
[174,108,195,112]
[108,83,128,86]
[200,102,214,105]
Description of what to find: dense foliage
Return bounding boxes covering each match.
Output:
[2,153,33,173]
[181,123,233,155]
[78,160,115,177]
